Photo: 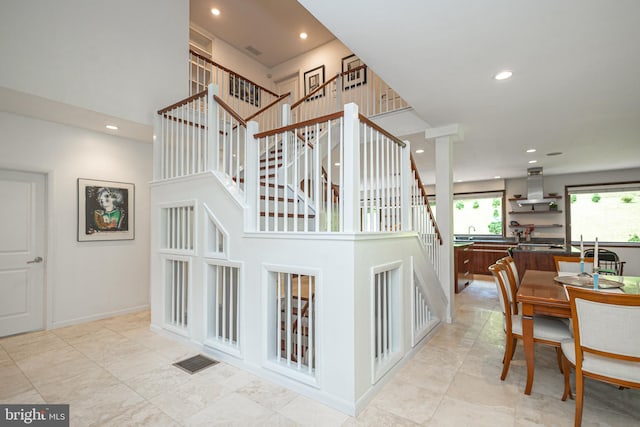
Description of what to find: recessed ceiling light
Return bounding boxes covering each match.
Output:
[415,149,425,154]
[334,162,340,166]
[211,8,220,16]
[299,32,308,40]
[528,160,538,164]
[494,70,513,81]
[494,175,501,179]
[526,148,536,153]
[105,124,118,130]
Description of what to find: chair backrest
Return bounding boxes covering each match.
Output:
[583,248,619,262]
[498,256,520,289]
[488,263,514,332]
[566,286,640,365]
[497,256,519,314]
[583,248,625,275]
[553,256,594,275]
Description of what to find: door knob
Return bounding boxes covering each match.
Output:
[27,256,43,264]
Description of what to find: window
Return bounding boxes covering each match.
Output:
[453,191,504,236]
[567,182,640,244]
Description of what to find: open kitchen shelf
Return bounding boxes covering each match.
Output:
[509,196,562,202]
[508,224,562,228]
[508,210,562,214]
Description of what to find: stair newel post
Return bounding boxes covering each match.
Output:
[282,104,291,230]
[401,140,411,231]
[207,83,220,172]
[343,103,361,232]
[152,113,162,180]
[245,121,259,232]
[335,73,342,112]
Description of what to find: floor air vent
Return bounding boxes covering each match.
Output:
[173,354,219,374]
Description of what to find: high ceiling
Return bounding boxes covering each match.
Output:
[190,0,335,68]
[195,0,640,184]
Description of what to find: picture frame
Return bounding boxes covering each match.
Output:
[342,54,367,90]
[229,74,261,107]
[78,178,134,241]
[304,65,326,100]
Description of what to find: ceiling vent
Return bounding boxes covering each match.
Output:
[245,45,262,56]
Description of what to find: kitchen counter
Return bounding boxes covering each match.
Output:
[512,244,580,254]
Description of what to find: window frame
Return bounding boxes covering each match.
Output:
[452,190,506,238]
[565,180,640,247]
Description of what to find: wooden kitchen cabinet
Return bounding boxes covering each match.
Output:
[512,249,578,274]
[470,242,513,275]
[454,243,474,293]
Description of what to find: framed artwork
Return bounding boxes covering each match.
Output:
[342,54,367,89]
[229,74,260,107]
[304,65,325,100]
[78,179,134,241]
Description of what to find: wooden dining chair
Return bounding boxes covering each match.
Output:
[561,287,640,427]
[553,256,594,275]
[489,263,572,383]
[497,256,520,314]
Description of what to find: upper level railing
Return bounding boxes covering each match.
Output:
[190,50,289,133]
[291,64,410,125]
[190,50,410,132]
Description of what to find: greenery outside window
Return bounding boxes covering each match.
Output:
[430,191,505,236]
[567,182,640,244]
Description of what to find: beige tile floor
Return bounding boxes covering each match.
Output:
[1,278,638,426]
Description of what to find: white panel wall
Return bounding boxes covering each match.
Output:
[0,112,152,327]
[0,0,188,126]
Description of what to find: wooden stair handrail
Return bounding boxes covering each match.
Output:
[291,73,340,110]
[214,95,247,128]
[190,49,279,98]
[410,154,443,244]
[289,64,368,111]
[358,114,406,148]
[244,92,290,123]
[254,111,344,139]
[157,89,208,115]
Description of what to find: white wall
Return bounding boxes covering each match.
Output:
[205,35,354,102]
[0,0,189,126]
[1,112,152,327]
[270,40,352,97]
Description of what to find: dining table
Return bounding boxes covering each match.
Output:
[516,269,640,395]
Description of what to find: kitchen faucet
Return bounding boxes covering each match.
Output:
[468,225,476,234]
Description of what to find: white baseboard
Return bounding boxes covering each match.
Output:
[50,304,149,329]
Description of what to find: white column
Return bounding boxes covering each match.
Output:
[400,140,411,231]
[245,121,259,231]
[152,113,162,180]
[426,124,464,323]
[342,103,360,232]
[207,84,219,171]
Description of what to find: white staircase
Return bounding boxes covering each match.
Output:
[150,83,447,416]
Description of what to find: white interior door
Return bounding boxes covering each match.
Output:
[0,170,46,337]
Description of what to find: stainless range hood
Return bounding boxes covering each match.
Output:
[517,167,557,205]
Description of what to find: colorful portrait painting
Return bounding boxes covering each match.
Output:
[78,179,134,241]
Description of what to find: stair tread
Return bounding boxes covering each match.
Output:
[261,212,316,219]
[260,195,295,202]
